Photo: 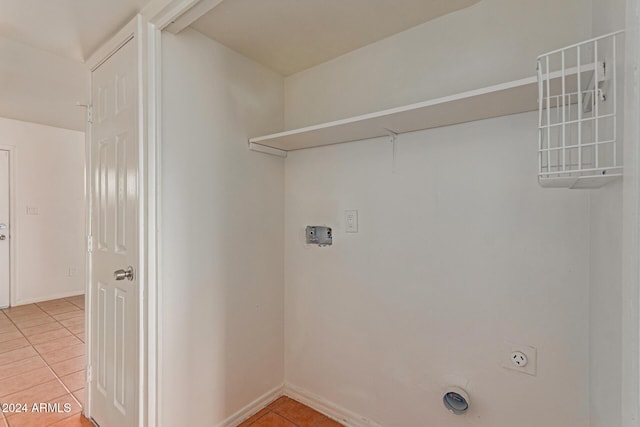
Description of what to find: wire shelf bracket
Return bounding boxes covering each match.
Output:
[537,30,624,189]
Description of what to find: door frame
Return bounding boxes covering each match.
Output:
[82,0,640,426]
[0,144,16,308]
[103,4,211,425]
[85,14,158,427]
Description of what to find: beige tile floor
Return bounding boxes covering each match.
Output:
[0,296,93,426]
[1,298,341,427]
[238,396,343,427]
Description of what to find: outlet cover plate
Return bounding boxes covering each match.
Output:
[502,340,537,376]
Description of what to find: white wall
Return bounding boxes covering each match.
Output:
[283,0,592,129]
[588,0,625,426]
[589,182,622,427]
[281,1,596,425]
[621,0,640,425]
[284,112,591,426]
[160,28,285,426]
[0,37,87,132]
[155,1,631,426]
[0,117,85,305]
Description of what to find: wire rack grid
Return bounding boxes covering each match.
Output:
[537,30,624,189]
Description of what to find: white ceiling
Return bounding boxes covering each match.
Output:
[0,0,480,69]
[0,0,479,130]
[190,0,480,76]
[0,0,149,62]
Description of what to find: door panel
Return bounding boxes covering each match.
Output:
[115,134,128,253]
[97,283,107,394]
[0,150,9,308]
[90,36,138,427]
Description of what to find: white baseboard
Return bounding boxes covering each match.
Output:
[13,290,85,307]
[283,383,383,427]
[210,382,381,427]
[216,384,284,427]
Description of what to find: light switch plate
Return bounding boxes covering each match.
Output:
[345,210,358,233]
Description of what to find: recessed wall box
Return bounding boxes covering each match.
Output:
[306,226,332,246]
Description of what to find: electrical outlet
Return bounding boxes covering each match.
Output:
[502,341,537,376]
[511,351,528,367]
[68,267,77,277]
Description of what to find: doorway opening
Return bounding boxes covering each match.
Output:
[0,104,88,426]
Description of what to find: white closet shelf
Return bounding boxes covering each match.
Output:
[249,67,593,152]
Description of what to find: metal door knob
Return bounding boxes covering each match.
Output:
[0,235,5,241]
[114,266,134,281]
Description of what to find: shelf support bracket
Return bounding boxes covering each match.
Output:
[384,128,399,173]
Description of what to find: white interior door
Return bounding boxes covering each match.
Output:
[0,150,9,308]
[89,36,139,427]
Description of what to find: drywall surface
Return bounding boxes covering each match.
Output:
[283,0,592,130]
[589,182,622,427]
[160,29,285,426]
[284,112,591,427]
[588,1,624,425]
[0,117,85,305]
[592,0,625,36]
[620,0,640,425]
[0,37,87,132]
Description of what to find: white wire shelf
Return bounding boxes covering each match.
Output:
[249,69,590,153]
[537,30,624,189]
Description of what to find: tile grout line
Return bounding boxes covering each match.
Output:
[244,409,272,427]
[2,311,74,394]
[30,300,85,409]
[261,397,344,427]
[275,411,303,427]
[245,409,296,427]
[37,305,86,344]
[0,310,78,426]
[244,400,305,427]
[0,313,7,427]
[1,302,84,411]
[31,299,89,427]
[26,298,86,425]
[37,299,86,345]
